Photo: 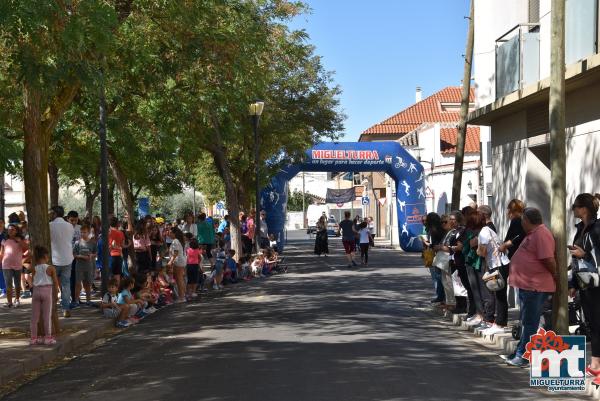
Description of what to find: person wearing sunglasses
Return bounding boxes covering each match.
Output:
[569,193,600,383]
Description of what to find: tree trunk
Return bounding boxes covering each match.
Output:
[23,84,59,335]
[207,116,242,261]
[48,161,59,208]
[84,189,99,220]
[550,0,568,335]
[451,0,475,210]
[212,149,242,260]
[107,150,137,268]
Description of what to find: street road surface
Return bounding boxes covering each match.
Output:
[3,231,586,401]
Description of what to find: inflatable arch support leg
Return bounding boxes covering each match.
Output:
[260,142,426,252]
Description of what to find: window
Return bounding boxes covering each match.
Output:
[486,142,492,166]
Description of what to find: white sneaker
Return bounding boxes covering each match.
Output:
[483,325,507,336]
[465,317,482,327]
[465,315,478,322]
[14,300,20,308]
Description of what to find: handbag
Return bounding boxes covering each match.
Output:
[422,248,434,267]
[575,229,600,289]
[482,267,506,292]
[433,250,451,272]
[452,270,468,297]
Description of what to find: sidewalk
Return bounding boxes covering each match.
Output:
[0,289,114,387]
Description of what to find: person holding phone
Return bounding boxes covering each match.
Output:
[569,193,600,383]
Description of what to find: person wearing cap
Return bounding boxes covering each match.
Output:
[49,206,75,317]
[504,207,556,367]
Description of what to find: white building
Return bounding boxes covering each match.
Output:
[468,0,600,237]
[360,86,492,247]
[2,174,26,221]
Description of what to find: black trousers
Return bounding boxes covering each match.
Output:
[135,251,151,274]
[360,243,369,263]
[494,264,510,326]
[580,286,600,357]
[466,266,495,321]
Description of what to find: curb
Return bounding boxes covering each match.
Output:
[431,307,600,399]
[0,319,114,387]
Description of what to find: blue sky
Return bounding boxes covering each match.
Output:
[289,0,471,141]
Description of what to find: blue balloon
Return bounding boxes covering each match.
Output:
[261,142,425,252]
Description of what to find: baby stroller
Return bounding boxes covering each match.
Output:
[511,293,589,340]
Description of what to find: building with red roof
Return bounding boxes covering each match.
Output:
[357,86,491,227]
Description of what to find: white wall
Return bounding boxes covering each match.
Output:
[473,0,528,106]
[288,172,329,199]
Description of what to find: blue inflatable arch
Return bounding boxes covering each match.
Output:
[261,142,426,252]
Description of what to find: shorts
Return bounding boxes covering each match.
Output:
[202,244,213,258]
[2,269,22,291]
[186,264,200,284]
[117,303,138,317]
[103,307,120,319]
[76,264,95,283]
[342,240,356,254]
[110,256,123,276]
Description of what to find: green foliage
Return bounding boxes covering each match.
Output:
[287,190,313,212]
[151,190,205,221]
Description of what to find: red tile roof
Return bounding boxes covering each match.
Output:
[360,87,474,139]
[440,127,480,154]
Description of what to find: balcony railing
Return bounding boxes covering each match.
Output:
[495,23,540,100]
[495,0,599,100]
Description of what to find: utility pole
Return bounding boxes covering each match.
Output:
[451,0,474,210]
[302,172,306,228]
[550,0,568,335]
[99,70,110,295]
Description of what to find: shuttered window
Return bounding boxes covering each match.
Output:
[526,103,549,137]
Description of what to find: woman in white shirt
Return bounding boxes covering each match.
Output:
[477,220,510,335]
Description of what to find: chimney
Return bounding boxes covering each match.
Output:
[415,86,422,103]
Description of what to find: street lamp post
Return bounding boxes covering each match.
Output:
[249,101,265,254]
[99,70,110,295]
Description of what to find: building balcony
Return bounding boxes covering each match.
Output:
[470,0,600,125]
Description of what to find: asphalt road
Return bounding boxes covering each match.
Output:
[2,232,586,401]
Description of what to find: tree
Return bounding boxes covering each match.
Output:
[143,1,344,258]
[0,1,122,258]
[451,0,474,210]
[287,190,314,212]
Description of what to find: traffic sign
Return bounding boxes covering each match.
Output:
[361,196,370,205]
[216,201,225,210]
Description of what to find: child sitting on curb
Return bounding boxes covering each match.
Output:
[29,246,60,345]
[223,249,237,284]
[117,277,146,320]
[101,278,131,328]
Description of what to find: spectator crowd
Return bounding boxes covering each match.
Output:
[421,193,600,382]
[0,207,283,345]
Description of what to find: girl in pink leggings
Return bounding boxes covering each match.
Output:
[29,246,60,345]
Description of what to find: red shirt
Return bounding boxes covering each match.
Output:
[509,224,556,292]
[108,228,125,257]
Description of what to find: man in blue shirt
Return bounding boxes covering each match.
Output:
[217,215,229,234]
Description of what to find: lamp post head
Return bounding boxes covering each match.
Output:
[249,101,265,116]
